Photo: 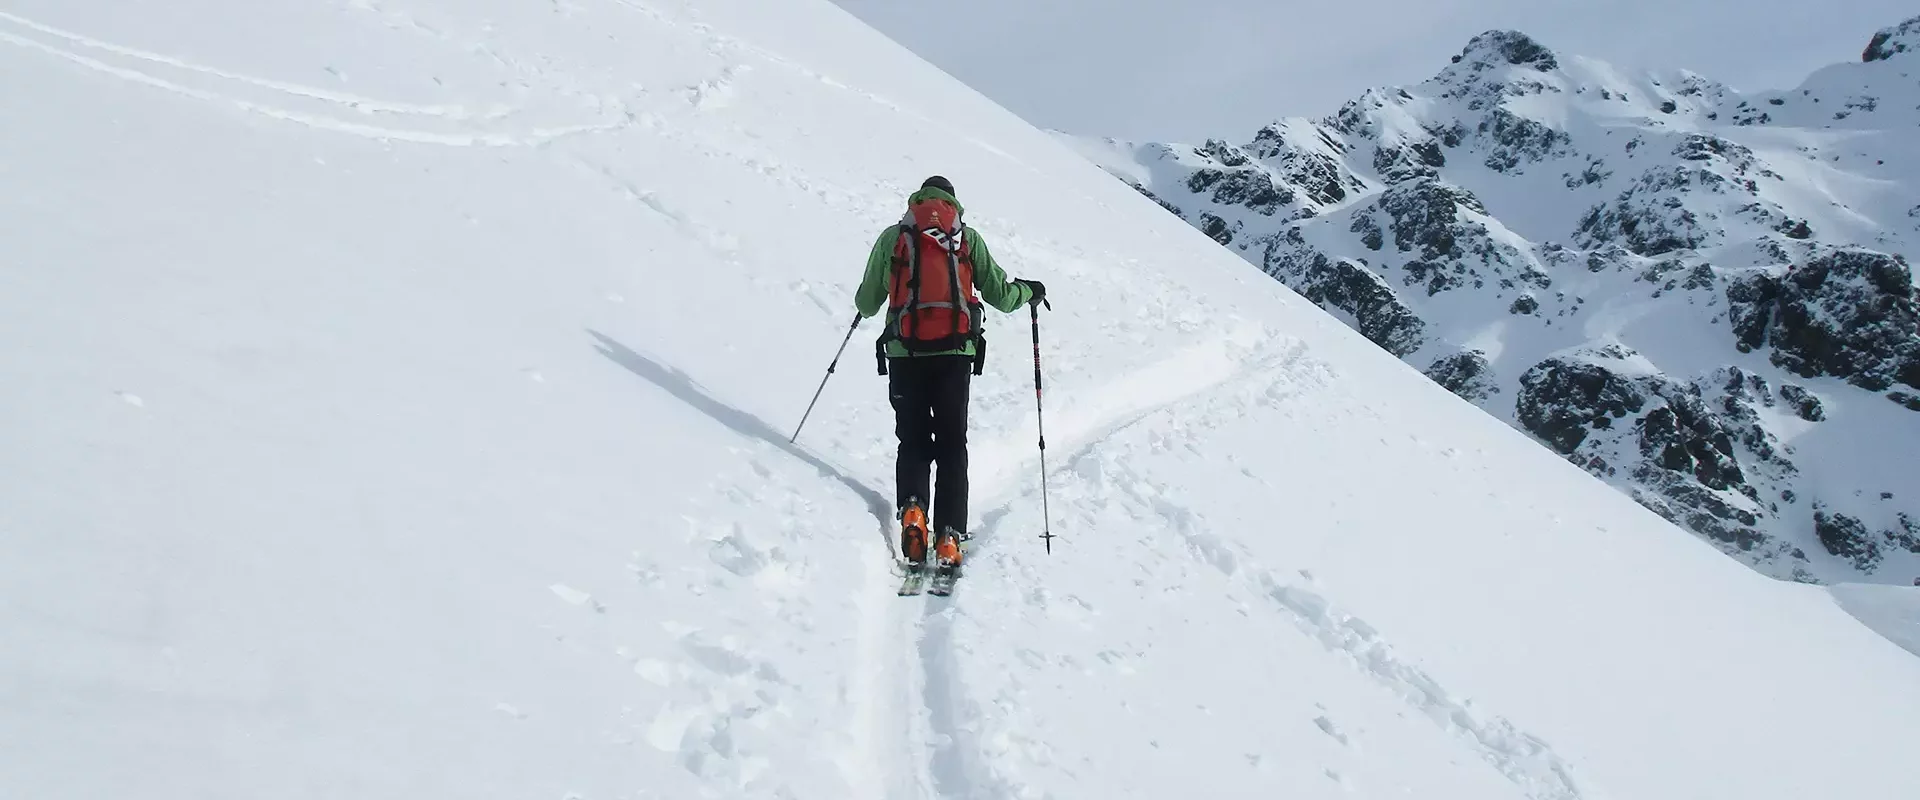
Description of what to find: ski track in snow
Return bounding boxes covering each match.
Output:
[669,302,1599,799]
[875,320,1601,800]
[0,8,627,147]
[910,323,1289,800]
[1052,349,1602,800]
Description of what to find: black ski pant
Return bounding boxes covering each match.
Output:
[888,355,971,534]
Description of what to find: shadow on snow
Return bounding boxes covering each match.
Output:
[587,329,895,531]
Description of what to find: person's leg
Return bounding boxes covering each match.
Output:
[889,358,936,559]
[927,356,972,538]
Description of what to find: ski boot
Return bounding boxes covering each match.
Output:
[899,501,930,573]
[929,526,968,596]
[933,526,967,574]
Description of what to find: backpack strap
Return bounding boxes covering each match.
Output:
[902,223,921,341]
[876,223,913,373]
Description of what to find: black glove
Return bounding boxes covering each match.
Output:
[1016,279,1047,308]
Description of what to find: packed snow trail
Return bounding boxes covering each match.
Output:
[905,321,1276,799]
[7,1,1920,799]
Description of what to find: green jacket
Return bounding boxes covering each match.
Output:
[856,187,1033,358]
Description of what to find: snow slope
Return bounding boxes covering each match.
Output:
[1070,19,1920,586]
[4,1,1920,799]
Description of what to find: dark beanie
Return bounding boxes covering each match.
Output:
[921,175,955,196]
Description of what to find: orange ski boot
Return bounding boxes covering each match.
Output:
[899,502,929,571]
[929,526,967,595]
[934,527,965,572]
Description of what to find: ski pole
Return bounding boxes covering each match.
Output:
[791,314,861,443]
[1030,300,1055,553]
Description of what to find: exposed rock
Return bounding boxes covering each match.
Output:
[1815,504,1881,572]
[1425,350,1499,401]
[1386,180,1485,258]
[1350,213,1385,251]
[1630,470,1769,554]
[1129,183,1183,216]
[1777,383,1826,421]
[1726,248,1920,391]
[1515,348,1648,455]
[1198,212,1232,245]
[1201,138,1251,167]
[1186,168,1294,216]
[1638,394,1746,491]
[1479,108,1571,172]
[1263,247,1427,357]
[1373,144,1440,184]
[1458,30,1560,72]
[1515,349,1801,570]
[1863,15,1920,62]
[1889,512,1920,553]
[1245,124,1361,208]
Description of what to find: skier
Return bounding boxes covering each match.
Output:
[855,176,1045,584]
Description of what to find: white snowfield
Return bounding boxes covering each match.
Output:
[2,1,1917,799]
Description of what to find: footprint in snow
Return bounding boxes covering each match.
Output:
[1324,767,1353,791]
[708,530,768,577]
[1314,714,1353,748]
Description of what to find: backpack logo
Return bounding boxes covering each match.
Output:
[920,226,960,252]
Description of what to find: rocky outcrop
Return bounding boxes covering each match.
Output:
[1863,15,1920,62]
[1516,347,1650,457]
[1726,248,1920,392]
[1816,505,1880,572]
[1515,349,1804,571]
[1425,350,1499,402]
[1456,30,1559,72]
[1777,383,1825,421]
[1263,243,1427,357]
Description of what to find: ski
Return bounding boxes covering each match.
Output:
[897,567,928,596]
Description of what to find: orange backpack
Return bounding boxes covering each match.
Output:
[879,194,985,365]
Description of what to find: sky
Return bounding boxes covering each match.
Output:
[828,0,1918,141]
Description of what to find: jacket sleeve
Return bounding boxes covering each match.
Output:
[968,228,1033,313]
[854,228,897,319]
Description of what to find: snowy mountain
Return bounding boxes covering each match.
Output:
[1070,16,1920,586]
[5,1,1920,799]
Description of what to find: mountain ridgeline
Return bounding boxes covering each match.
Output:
[1071,16,1920,584]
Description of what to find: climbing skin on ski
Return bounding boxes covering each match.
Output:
[897,566,929,597]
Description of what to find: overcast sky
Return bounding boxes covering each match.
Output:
[828,0,1916,141]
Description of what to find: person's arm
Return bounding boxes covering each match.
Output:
[855,228,897,318]
[968,228,1034,313]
